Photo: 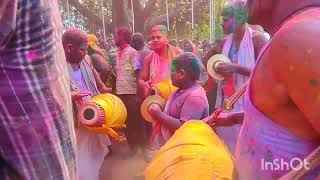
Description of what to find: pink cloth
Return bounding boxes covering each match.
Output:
[149,45,182,85]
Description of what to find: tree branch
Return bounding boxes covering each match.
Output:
[61,0,110,30]
[143,0,157,19]
[130,0,144,13]
[145,10,180,31]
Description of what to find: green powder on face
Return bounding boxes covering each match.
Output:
[152,25,168,35]
[222,3,248,25]
[171,57,177,72]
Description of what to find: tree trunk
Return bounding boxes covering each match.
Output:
[60,0,112,32]
[61,0,158,34]
[112,0,130,31]
[130,0,157,33]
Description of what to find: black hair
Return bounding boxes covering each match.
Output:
[62,28,87,46]
[130,33,145,51]
[116,27,132,44]
[171,52,201,81]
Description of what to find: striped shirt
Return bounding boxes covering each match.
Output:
[0,0,76,179]
[116,46,141,95]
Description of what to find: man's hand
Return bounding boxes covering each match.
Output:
[216,63,239,75]
[203,108,223,126]
[216,63,251,76]
[213,113,238,126]
[148,104,162,119]
[204,110,244,127]
[71,91,92,103]
[99,86,112,94]
[138,80,152,98]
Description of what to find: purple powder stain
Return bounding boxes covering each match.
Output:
[250,138,255,145]
[264,144,270,150]
[27,53,38,60]
[251,150,255,156]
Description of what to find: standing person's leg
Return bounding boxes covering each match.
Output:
[75,126,109,180]
[125,95,148,150]
[131,95,148,149]
[144,122,153,144]
[119,95,140,156]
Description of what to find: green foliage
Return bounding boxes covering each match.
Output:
[59,0,112,36]
[59,0,87,31]
[153,0,226,42]
[59,0,228,42]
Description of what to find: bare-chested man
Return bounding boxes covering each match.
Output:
[138,25,183,98]
[208,0,320,179]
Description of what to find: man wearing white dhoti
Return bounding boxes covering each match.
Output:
[213,2,268,154]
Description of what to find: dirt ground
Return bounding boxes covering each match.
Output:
[99,140,148,180]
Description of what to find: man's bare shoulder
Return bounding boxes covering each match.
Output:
[252,30,268,55]
[175,47,184,55]
[252,30,266,39]
[268,14,320,134]
[252,30,268,44]
[272,14,320,61]
[168,44,184,55]
[267,14,320,86]
[144,52,153,65]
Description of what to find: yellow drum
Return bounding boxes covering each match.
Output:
[78,93,127,141]
[145,120,235,180]
[141,80,177,123]
[152,80,177,100]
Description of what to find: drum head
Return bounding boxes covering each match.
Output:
[141,95,166,123]
[207,54,231,80]
[78,102,105,127]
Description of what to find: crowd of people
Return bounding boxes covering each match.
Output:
[0,0,319,180]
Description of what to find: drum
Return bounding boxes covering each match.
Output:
[78,93,127,141]
[145,121,235,180]
[152,80,177,100]
[141,80,177,122]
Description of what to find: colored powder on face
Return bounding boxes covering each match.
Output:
[222,3,247,25]
[222,6,233,20]
[152,25,168,36]
[171,58,177,72]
